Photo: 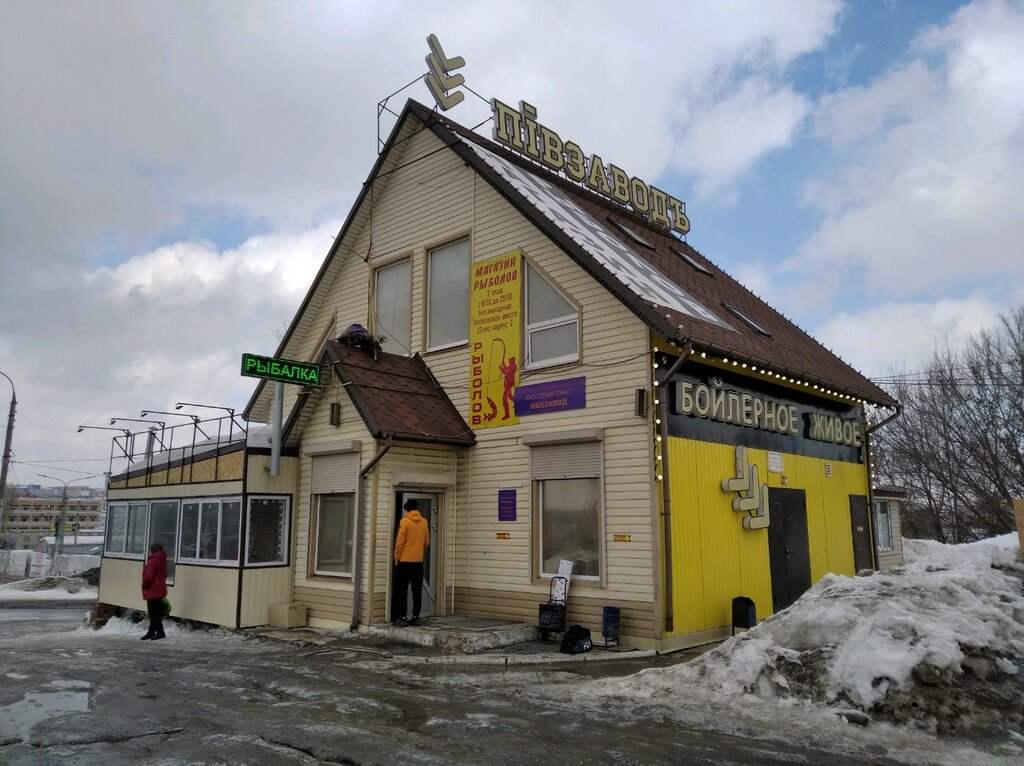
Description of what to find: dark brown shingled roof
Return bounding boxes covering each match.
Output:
[327,339,475,447]
[406,101,897,408]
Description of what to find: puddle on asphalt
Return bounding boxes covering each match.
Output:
[0,680,94,741]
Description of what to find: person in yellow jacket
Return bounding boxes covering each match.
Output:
[393,498,430,626]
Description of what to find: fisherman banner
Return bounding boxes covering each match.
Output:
[469,249,522,428]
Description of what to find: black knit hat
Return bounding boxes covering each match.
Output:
[403,498,418,511]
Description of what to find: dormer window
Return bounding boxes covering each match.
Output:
[608,218,655,250]
[670,246,713,276]
[723,303,773,339]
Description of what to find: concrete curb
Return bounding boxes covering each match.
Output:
[387,647,661,666]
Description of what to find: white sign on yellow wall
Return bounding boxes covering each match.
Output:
[469,250,522,428]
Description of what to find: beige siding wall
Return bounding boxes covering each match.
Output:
[169,565,240,627]
[239,567,293,627]
[245,454,298,494]
[279,127,658,636]
[98,558,239,628]
[99,557,144,609]
[107,481,243,501]
[876,498,906,569]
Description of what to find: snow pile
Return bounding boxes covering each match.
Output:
[595,534,1024,738]
[0,576,98,601]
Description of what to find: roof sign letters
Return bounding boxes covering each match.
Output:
[241,353,321,386]
[491,99,690,235]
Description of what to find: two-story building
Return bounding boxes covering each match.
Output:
[98,98,898,649]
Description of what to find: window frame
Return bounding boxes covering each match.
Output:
[177,496,243,567]
[104,502,128,555]
[536,477,602,582]
[426,237,470,351]
[874,500,894,551]
[525,261,580,370]
[311,492,357,578]
[373,257,412,355]
[245,495,291,567]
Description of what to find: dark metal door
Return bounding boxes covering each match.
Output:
[767,488,812,613]
[849,494,874,572]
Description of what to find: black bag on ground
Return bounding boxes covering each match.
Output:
[559,624,593,654]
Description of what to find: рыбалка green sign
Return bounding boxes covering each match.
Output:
[241,353,321,386]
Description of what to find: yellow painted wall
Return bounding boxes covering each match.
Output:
[667,436,868,636]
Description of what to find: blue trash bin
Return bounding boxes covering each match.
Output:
[602,606,621,647]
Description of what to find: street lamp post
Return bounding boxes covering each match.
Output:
[37,472,96,575]
[0,370,15,543]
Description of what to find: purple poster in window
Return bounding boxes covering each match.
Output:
[514,376,586,416]
[498,489,517,522]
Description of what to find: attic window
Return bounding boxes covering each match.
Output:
[723,303,773,339]
[608,218,655,250]
[670,246,713,276]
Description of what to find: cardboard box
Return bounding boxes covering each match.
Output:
[269,603,307,628]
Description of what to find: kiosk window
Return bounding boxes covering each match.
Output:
[247,497,290,566]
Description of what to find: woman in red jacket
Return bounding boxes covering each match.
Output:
[141,542,168,640]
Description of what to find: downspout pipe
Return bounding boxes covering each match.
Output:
[351,439,391,631]
[657,340,692,635]
[863,404,903,569]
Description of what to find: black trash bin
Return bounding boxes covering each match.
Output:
[601,606,621,647]
[731,596,756,635]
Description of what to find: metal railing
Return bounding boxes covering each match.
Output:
[106,414,249,487]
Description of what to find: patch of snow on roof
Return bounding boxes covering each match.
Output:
[463,141,734,331]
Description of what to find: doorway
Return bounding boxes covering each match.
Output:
[767,487,812,614]
[849,495,874,572]
[391,491,439,620]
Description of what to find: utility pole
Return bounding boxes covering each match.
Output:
[0,370,15,545]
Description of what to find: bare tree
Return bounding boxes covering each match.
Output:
[873,303,1024,542]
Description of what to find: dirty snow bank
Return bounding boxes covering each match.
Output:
[0,576,98,601]
[589,534,1024,745]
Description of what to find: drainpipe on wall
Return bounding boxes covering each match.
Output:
[657,339,692,635]
[351,439,391,631]
[863,404,903,569]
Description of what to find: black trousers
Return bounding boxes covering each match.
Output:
[394,562,424,620]
[146,598,165,637]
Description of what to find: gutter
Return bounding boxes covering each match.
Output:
[351,439,391,630]
[863,404,903,569]
[657,339,693,634]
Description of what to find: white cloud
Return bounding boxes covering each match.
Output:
[814,293,1006,377]
[793,0,1024,299]
[673,79,810,199]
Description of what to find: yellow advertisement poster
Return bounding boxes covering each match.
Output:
[469,250,522,428]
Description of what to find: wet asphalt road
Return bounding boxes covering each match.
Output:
[0,606,900,765]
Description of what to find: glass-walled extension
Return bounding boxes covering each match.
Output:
[97,416,297,628]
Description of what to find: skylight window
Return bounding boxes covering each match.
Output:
[608,218,655,250]
[670,246,713,276]
[723,303,773,339]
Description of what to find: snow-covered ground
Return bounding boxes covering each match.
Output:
[2,534,1022,761]
[581,533,1024,759]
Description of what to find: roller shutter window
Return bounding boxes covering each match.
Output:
[531,441,602,579]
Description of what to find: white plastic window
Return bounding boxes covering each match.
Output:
[427,239,470,350]
[314,493,355,576]
[247,496,289,566]
[526,263,578,368]
[374,259,412,354]
[538,478,600,579]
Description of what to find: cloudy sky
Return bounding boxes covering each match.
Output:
[2,0,1023,489]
